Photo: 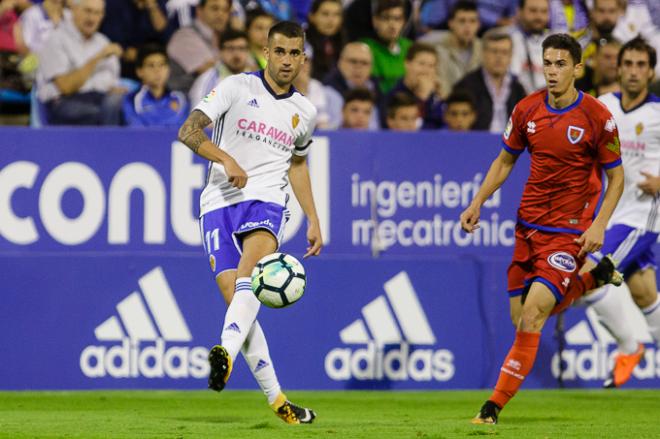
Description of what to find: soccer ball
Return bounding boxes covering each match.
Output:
[251,253,306,308]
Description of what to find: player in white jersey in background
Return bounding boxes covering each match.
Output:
[578,36,660,388]
[177,21,321,424]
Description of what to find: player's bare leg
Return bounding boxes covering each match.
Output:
[473,283,554,425]
[209,231,276,392]
[509,296,522,328]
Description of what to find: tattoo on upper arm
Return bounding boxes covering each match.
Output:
[178,110,212,154]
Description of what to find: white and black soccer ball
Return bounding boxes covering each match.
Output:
[251,253,306,308]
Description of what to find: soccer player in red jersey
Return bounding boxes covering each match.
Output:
[460,33,625,424]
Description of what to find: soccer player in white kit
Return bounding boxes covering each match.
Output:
[177,21,321,423]
[580,37,660,388]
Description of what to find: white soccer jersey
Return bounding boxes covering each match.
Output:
[194,71,317,216]
[599,92,660,232]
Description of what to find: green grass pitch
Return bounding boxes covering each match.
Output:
[1,389,658,438]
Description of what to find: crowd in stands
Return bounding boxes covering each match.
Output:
[1,0,660,131]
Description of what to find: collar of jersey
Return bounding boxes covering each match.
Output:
[614,91,660,114]
[250,70,298,100]
[544,90,583,114]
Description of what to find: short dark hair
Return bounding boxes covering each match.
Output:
[542,33,582,65]
[246,8,274,31]
[136,43,167,68]
[373,0,405,16]
[219,28,248,48]
[445,89,476,110]
[405,42,437,62]
[482,27,512,50]
[594,34,622,53]
[199,0,232,9]
[618,36,657,69]
[309,0,342,14]
[343,88,375,106]
[448,0,478,21]
[268,20,305,42]
[386,92,418,118]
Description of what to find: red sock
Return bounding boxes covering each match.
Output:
[552,272,596,315]
[489,331,541,409]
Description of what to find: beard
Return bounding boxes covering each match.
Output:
[595,21,616,36]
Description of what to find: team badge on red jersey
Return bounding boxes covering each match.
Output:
[567,125,584,144]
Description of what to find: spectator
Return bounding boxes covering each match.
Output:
[0,0,30,54]
[361,0,412,94]
[245,8,274,69]
[575,34,621,97]
[611,0,660,77]
[100,0,174,79]
[15,0,70,54]
[36,0,124,125]
[122,44,188,127]
[189,27,250,105]
[452,28,526,132]
[341,87,375,130]
[293,49,331,129]
[420,0,517,32]
[509,0,550,93]
[573,0,622,70]
[385,91,420,131]
[305,0,344,81]
[548,0,589,33]
[323,41,382,130]
[165,0,245,30]
[386,42,443,129]
[420,0,482,98]
[239,0,293,21]
[167,0,231,93]
[442,89,477,130]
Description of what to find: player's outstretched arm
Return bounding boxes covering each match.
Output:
[460,149,519,233]
[289,155,322,258]
[575,165,624,257]
[178,110,247,188]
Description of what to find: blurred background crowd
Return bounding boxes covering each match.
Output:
[1,0,659,132]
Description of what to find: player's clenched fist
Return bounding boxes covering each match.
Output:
[223,158,248,188]
[460,204,481,233]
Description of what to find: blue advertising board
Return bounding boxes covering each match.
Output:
[1,128,658,390]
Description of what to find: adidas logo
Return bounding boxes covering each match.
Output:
[254,359,270,373]
[247,98,259,108]
[552,285,657,382]
[224,322,241,333]
[325,271,455,382]
[80,267,209,379]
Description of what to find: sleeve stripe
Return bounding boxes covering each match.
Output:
[295,139,313,151]
[602,158,622,169]
[501,141,523,155]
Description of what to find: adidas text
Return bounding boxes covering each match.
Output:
[80,339,209,378]
[552,345,660,381]
[325,342,455,381]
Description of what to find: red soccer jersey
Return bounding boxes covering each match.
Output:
[502,89,622,234]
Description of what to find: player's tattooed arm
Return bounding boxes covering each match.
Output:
[178,110,212,154]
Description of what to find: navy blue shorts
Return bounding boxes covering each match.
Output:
[200,200,287,276]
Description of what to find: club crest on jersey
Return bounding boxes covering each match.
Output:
[209,254,216,272]
[292,113,300,129]
[547,252,576,272]
[604,117,616,133]
[504,116,513,139]
[567,125,584,144]
[636,122,644,135]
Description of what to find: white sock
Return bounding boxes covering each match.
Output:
[221,277,261,360]
[241,320,282,405]
[585,285,639,354]
[642,294,660,346]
